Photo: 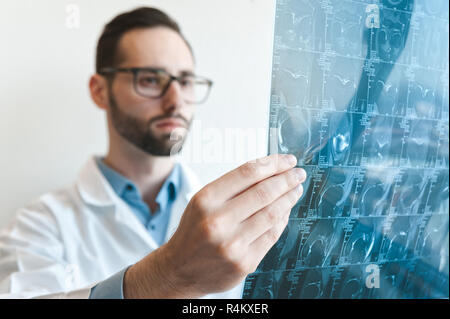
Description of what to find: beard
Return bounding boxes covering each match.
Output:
[108,91,191,156]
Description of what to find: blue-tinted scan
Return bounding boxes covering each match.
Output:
[244,0,449,298]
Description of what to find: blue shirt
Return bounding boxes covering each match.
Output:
[89,157,181,299]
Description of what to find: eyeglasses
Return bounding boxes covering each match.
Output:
[99,67,213,105]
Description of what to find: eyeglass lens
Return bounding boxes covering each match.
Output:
[135,69,210,104]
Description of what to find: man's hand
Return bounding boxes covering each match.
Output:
[123,154,306,298]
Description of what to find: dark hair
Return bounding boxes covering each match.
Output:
[96,7,194,73]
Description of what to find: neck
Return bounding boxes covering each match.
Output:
[103,137,175,204]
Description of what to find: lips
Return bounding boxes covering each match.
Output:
[154,118,185,129]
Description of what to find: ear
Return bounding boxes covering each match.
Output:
[89,74,110,111]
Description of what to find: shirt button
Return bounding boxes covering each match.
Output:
[150,225,155,230]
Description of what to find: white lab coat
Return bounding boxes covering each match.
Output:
[0,156,244,299]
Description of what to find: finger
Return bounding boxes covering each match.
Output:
[244,211,291,268]
[204,153,297,203]
[236,184,302,245]
[221,167,306,223]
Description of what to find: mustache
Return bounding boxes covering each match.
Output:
[148,114,190,127]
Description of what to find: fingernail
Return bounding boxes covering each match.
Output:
[296,184,303,196]
[285,154,297,166]
[293,168,306,182]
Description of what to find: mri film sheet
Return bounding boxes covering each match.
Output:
[243,0,449,298]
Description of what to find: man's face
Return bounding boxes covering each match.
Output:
[107,27,196,156]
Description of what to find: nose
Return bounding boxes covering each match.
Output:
[161,79,185,112]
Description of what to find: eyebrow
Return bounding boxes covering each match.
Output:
[179,70,196,77]
[144,66,196,77]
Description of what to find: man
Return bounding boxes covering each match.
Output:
[0,7,306,299]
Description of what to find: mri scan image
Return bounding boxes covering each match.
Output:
[244,0,449,298]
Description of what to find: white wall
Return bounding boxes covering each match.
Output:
[0,0,276,228]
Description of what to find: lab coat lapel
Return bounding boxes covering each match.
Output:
[76,156,116,207]
[76,156,159,249]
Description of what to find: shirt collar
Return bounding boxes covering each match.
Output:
[96,157,135,198]
[95,157,181,209]
[156,163,180,212]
